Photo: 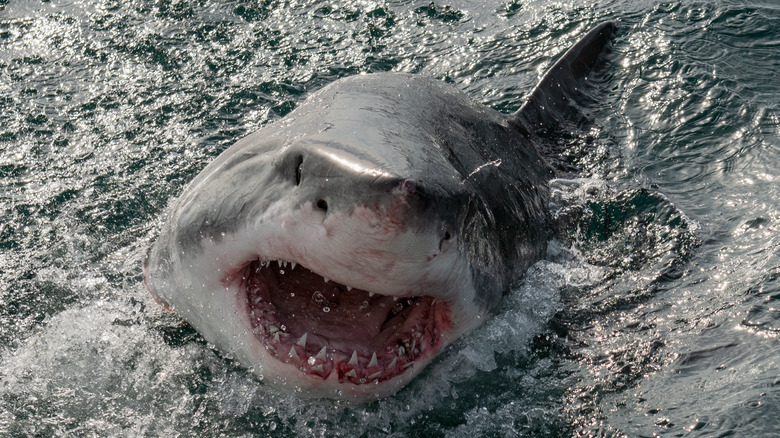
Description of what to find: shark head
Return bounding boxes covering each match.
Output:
[144,22,617,402]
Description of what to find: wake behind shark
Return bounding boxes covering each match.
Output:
[144,22,618,402]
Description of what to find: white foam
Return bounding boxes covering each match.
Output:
[0,242,606,436]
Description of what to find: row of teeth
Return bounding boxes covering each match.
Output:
[262,328,425,379]
[293,343,414,379]
[258,259,429,299]
[258,260,354,289]
[258,260,298,270]
[267,328,425,357]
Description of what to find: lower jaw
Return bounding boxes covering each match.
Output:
[246,305,450,392]
[248,347,440,401]
[249,306,448,385]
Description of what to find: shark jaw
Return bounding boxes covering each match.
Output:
[200,243,475,401]
[230,257,454,390]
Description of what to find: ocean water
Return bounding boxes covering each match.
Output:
[1,0,779,436]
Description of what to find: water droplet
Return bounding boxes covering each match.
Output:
[312,291,325,303]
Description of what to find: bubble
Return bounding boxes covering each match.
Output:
[322,307,330,313]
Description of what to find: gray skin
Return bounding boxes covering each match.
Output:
[144,22,617,401]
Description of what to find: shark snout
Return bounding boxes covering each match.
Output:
[282,144,455,241]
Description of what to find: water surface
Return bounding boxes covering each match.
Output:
[1,0,779,436]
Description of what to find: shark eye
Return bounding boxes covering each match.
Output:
[439,229,453,251]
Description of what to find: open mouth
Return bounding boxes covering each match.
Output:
[235,259,451,385]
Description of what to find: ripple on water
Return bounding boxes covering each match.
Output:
[682,37,726,62]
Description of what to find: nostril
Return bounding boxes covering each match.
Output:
[443,231,451,241]
[294,155,303,186]
[316,199,328,212]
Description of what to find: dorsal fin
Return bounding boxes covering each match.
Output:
[512,22,617,135]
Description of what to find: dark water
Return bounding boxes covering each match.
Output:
[1,0,779,436]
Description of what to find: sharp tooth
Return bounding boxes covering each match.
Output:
[269,325,280,333]
[345,369,357,378]
[283,260,287,268]
[311,364,324,373]
[348,350,359,366]
[277,260,283,267]
[273,332,280,343]
[393,297,399,301]
[403,362,414,369]
[316,346,327,360]
[367,371,381,379]
[368,352,378,368]
[323,277,329,283]
[388,357,397,369]
[369,292,374,297]
[291,262,297,270]
[289,346,300,360]
[347,286,352,291]
[296,332,308,347]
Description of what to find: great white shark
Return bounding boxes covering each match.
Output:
[144,22,617,401]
